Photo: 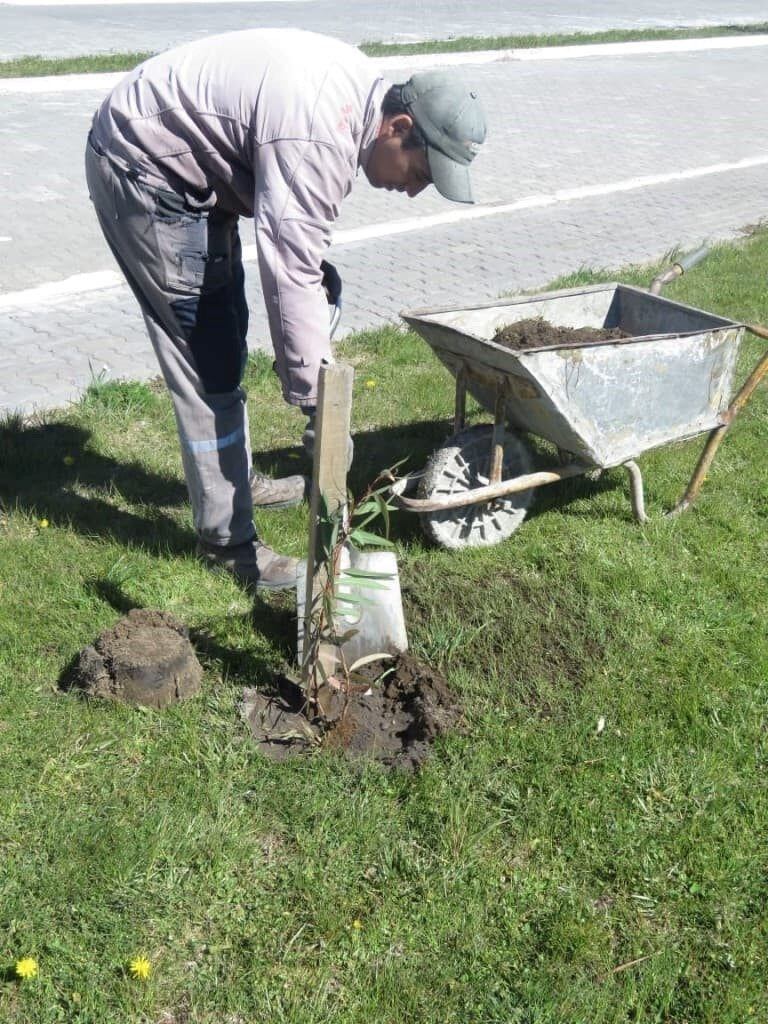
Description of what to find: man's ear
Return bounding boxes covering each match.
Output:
[388,113,414,138]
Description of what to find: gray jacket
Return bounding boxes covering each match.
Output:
[91,29,388,407]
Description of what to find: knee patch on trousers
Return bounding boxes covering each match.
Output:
[171,288,248,395]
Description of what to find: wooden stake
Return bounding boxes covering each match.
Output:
[301,362,354,688]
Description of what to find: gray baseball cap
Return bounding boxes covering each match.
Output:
[400,70,487,204]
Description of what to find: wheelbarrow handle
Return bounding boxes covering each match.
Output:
[649,245,710,295]
[747,321,768,343]
[675,244,710,273]
[669,321,768,517]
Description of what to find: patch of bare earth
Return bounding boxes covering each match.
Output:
[241,653,461,771]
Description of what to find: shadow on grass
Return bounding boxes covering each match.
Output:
[90,577,296,673]
[1,413,622,557]
[257,417,626,544]
[251,416,453,485]
[532,466,621,521]
[57,577,295,693]
[1,414,449,550]
[12,412,625,699]
[252,416,456,545]
[0,418,190,552]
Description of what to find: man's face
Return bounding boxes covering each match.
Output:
[364,114,432,198]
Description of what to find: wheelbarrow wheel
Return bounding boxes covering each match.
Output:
[418,424,534,550]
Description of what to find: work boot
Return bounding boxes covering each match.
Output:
[250,469,307,510]
[196,538,301,591]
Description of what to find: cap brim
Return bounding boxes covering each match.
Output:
[427,145,474,204]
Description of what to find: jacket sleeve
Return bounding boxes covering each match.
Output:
[253,137,353,408]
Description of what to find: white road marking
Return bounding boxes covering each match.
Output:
[0,271,124,310]
[2,35,767,94]
[0,236,12,242]
[508,34,768,61]
[249,153,768,251]
[2,153,768,313]
[0,73,125,95]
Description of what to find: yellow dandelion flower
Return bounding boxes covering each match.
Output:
[15,957,38,980]
[129,955,151,981]
[38,519,49,529]
[63,455,75,466]
[364,379,377,389]
[351,919,363,930]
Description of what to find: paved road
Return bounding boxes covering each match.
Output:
[0,0,767,59]
[1,43,767,415]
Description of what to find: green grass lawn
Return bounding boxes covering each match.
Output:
[1,231,767,1023]
[2,23,767,78]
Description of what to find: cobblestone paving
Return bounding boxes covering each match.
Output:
[1,46,767,416]
[3,49,766,294]
[0,0,767,59]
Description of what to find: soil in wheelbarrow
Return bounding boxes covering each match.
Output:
[493,317,630,351]
[240,653,462,771]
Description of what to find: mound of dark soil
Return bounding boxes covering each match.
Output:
[323,653,461,769]
[492,317,630,351]
[241,653,461,771]
[71,608,203,708]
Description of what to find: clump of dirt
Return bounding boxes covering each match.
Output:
[71,608,203,708]
[240,653,461,771]
[324,653,462,769]
[492,317,630,351]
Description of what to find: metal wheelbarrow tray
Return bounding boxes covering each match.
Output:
[395,275,768,549]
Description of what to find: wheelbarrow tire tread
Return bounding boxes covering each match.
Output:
[418,424,534,550]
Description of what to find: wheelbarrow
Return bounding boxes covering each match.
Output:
[393,249,768,549]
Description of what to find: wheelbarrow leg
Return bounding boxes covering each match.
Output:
[454,367,467,433]
[489,386,507,484]
[669,326,768,517]
[624,460,648,524]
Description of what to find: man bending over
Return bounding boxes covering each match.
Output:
[86,29,486,589]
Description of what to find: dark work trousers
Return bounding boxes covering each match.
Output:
[85,137,255,547]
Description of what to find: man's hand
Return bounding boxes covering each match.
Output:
[320,260,342,307]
